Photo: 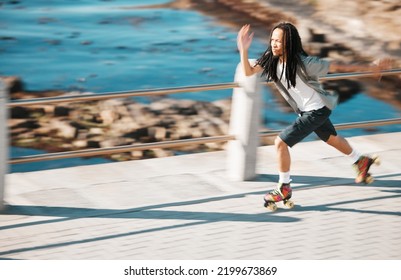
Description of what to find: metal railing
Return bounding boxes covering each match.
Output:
[8,118,401,165]
[9,135,236,164]
[6,68,401,165]
[8,68,401,107]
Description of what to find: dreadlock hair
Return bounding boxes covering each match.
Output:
[257,22,308,89]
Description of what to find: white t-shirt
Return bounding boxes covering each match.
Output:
[277,62,325,112]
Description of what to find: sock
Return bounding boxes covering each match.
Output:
[348,149,362,163]
[279,171,291,184]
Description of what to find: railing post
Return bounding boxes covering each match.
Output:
[226,59,262,181]
[0,80,8,211]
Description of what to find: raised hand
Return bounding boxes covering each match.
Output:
[237,24,254,52]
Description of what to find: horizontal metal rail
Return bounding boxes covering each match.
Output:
[318,68,401,80]
[10,118,401,164]
[9,135,235,164]
[259,118,401,137]
[7,83,238,108]
[330,118,401,131]
[7,68,401,108]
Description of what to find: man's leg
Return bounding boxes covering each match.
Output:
[266,107,331,204]
[274,109,329,184]
[326,134,353,155]
[326,133,364,162]
[264,135,293,208]
[275,136,291,173]
[325,133,379,183]
[314,117,359,160]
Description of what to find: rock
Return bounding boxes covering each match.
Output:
[158,116,177,128]
[172,100,198,115]
[149,99,174,112]
[309,29,327,43]
[11,107,31,119]
[191,128,203,138]
[7,119,28,128]
[87,139,101,148]
[204,142,223,150]
[110,153,131,161]
[109,117,140,135]
[33,126,54,136]
[14,138,37,146]
[10,127,29,137]
[88,127,104,136]
[54,106,71,116]
[50,119,77,139]
[99,99,126,109]
[100,138,131,148]
[8,119,40,129]
[201,122,220,136]
[148,126,167,141]
[130,150,143,159]
[80,40,93,45]
[100,109,119,125]
[72,140,88,148]
[60,143,73,149]
[151,148,174,158]
[40,105,56,115]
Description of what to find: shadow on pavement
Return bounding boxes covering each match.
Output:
[1,174,400,258]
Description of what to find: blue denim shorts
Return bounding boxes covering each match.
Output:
[279,106,337,147]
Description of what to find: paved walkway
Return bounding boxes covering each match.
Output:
[1,132,400,260]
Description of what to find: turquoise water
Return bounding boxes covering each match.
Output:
[1,0,400,172]
[0,0,255,99]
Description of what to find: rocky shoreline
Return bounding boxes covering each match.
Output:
[3,0,401,162]
[4,77,234,161]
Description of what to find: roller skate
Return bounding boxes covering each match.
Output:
[263,182,294,211]
[353,155,380,184]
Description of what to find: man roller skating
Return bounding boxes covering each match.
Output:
[237,23,390,211]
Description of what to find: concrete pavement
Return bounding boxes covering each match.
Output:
[1,132,400,259]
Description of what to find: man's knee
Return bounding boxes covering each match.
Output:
[326,134,339,146]
[275,136,288,150]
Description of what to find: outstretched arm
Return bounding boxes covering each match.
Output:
[329,58,393,75]
[237,24,263,76]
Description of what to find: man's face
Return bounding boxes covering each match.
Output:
[271,28,284,58]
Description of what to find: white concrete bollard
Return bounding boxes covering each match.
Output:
[226,59,262,181]
[0,80,8,211]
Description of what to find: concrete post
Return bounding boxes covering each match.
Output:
[226,59,262,181]
[0,80,8,211]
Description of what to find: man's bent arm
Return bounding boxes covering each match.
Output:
[240,49,263,76]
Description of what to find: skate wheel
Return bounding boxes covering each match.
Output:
[355,176,363,184]
[284,200,295,209]
[265,202,277,212]
[372,155,381,165]
[365,175,374,184]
